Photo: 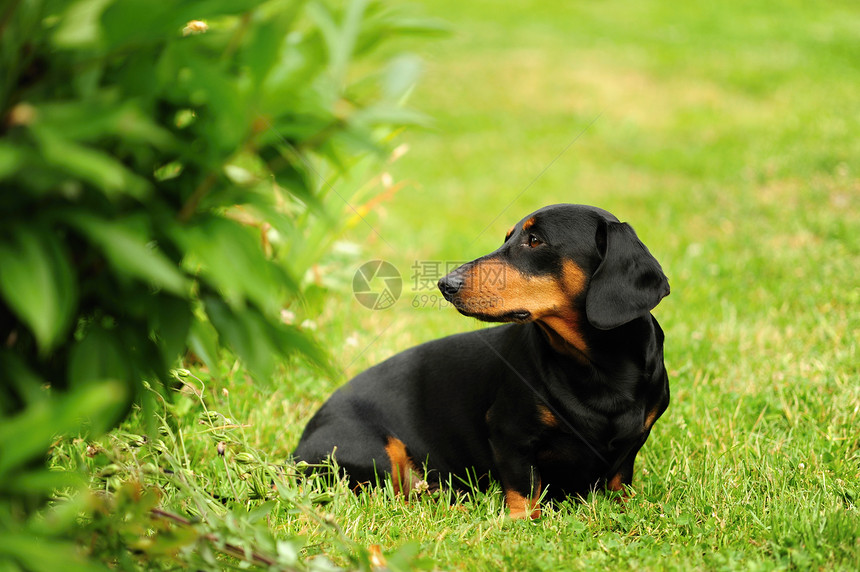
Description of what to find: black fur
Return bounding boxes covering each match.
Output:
[293,204,670,516]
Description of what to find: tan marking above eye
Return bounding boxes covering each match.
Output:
[522,217,536,231]
[505,225,516,240]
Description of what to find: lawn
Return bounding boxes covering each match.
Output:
[54,0,859,569]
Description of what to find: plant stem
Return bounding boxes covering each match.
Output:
[178,174,217,222]
[150,507,297,570]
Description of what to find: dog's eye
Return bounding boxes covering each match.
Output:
[528,234,542,248]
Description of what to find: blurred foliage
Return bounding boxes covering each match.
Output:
[35,375,430,570]
[0,0,441,568]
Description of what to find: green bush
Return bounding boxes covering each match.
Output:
[0,0,439,568]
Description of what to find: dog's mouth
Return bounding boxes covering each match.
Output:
[438,264,532,324]
[449,302,532,324]
[501,310,531,322]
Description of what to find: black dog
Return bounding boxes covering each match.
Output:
[293,204,670,518]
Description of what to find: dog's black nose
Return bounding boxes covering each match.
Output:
[437,275,463,299]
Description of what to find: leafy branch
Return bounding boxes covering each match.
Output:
[0,0,443,569]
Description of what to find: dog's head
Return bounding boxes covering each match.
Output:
[438,204,669,354]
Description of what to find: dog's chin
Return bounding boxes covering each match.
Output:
[453,305,532,324]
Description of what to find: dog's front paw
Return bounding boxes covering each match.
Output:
[505,489,542,520]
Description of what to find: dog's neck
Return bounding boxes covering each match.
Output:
[535,314,661,374]
[535,320,591,365]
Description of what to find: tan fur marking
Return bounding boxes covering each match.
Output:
[644,406,660,431]
[607,472,633,502]
[505,485,542,519]
[455,259,589,356]
[456,260,585,317]
[539,315,588,356]
[560,259,587,296]
[607,473,624,492]
[384,437,422,496]
[505,225,515,240]
[536,404,559,428]
[522,217,536,231]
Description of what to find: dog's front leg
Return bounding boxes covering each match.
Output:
[503,466,542,519]
[489,438,542,519]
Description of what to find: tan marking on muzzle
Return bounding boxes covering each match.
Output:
[455,259,589,354]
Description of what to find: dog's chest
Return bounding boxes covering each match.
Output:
[534,403,643,466]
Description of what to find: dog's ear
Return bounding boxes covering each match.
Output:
[585,220,670,330]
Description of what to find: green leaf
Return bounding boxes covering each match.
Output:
[32,127,151,199]
[265,149,328,215]
[383,54,424,102]
[52,0,114,49]
[0,534,111,572]
[0,380,127,479]
[67,325,129,390]
[162,41,248,153]
[0,352,49,409]
[151,294,193,364]
[336,0,369,83]
[0,142,26,180]
[188,315,220,371]
[204,295,330,380]
[4,469,86,496]
[173,216,294,316]
[259,29,328,114]
[64,212,190,296]
[36,99,175,148]
[306,1,342,78]
[101,0,261,49]
[203,296,276,380]
[265,320,331,375]
[241,18,285,88]
[247,500,277,524]
[0,226,77,353]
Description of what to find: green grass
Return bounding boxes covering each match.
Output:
[52,0,859,569]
